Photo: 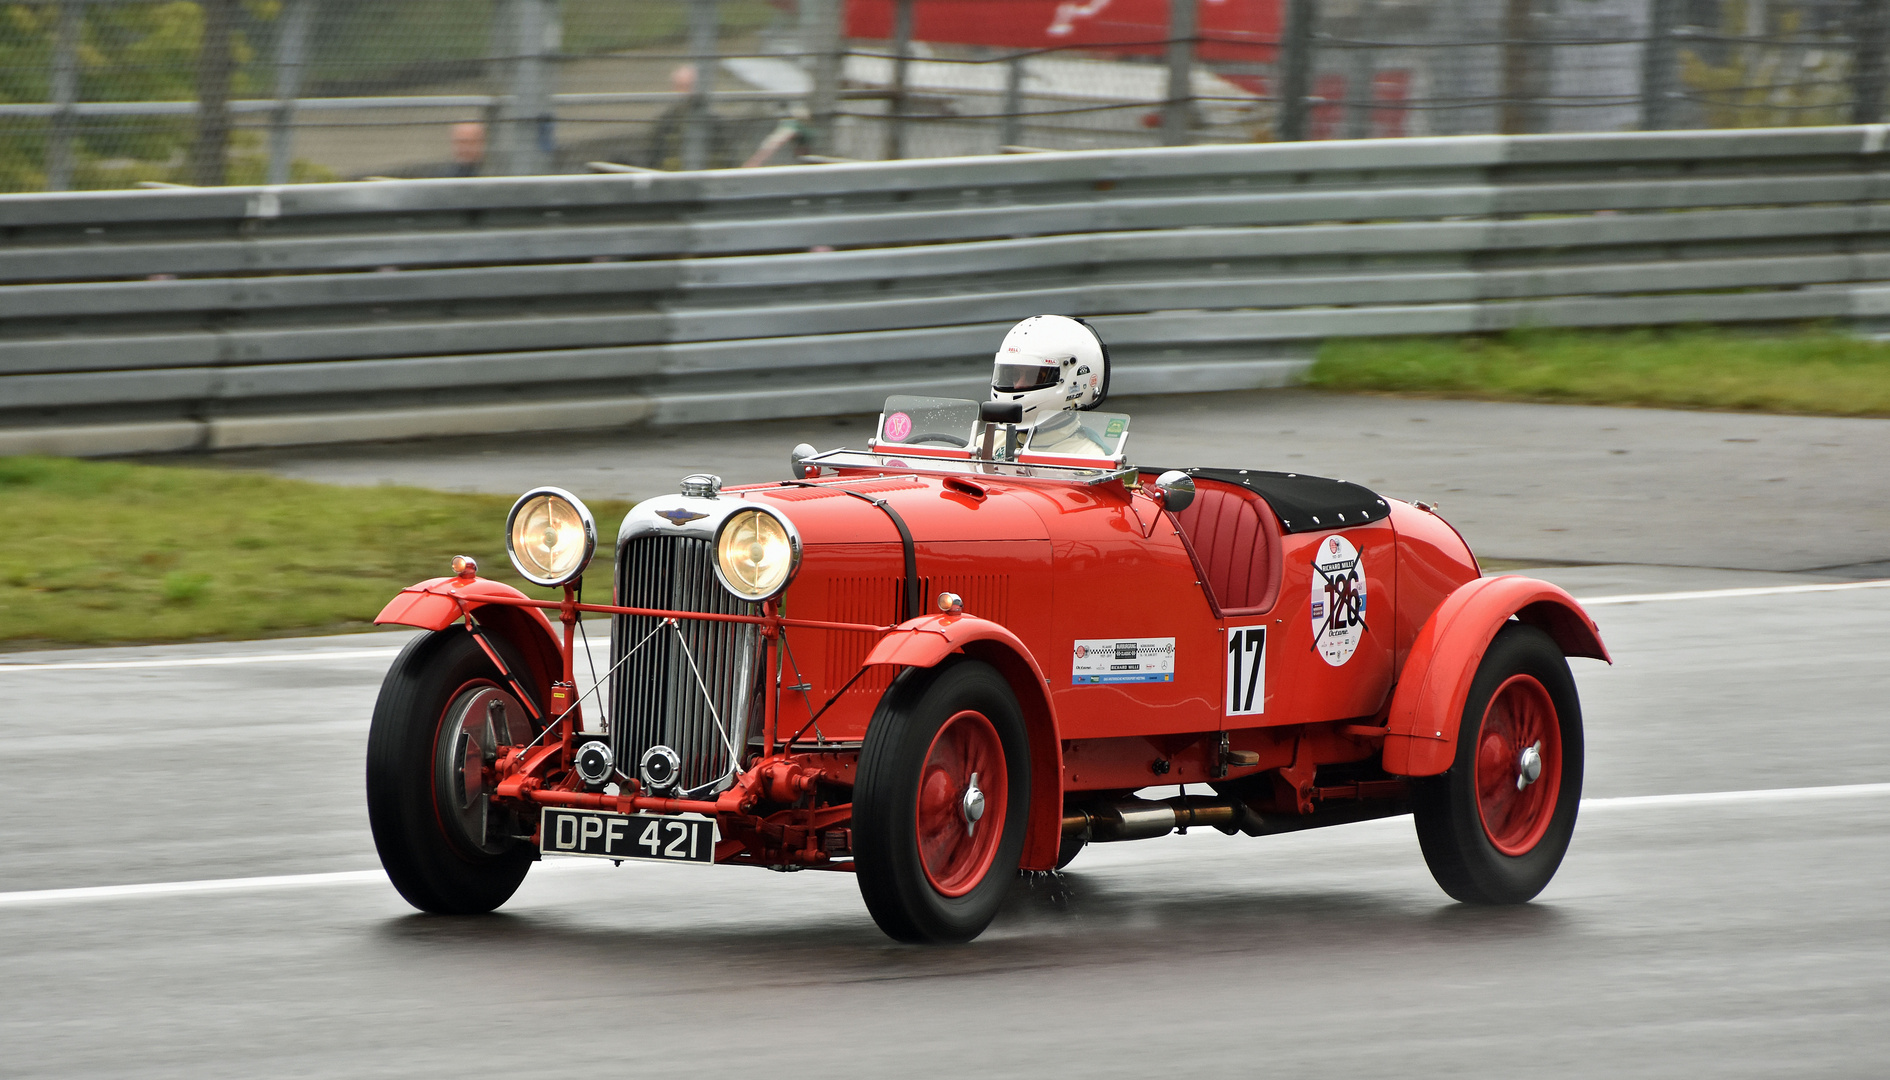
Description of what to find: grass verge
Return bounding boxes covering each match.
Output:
[0,457,632,648]
[1307,325,1890,417]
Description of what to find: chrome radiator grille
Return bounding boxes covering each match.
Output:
[610,535,763,795]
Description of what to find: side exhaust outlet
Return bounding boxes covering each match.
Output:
[1063,793,1409,844]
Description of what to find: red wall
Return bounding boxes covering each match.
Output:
[845,0,1283,62]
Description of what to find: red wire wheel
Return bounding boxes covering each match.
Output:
[1472,674,1562,856]
[915,710,1009,897]
[1412,624,1585,906]
[368,628,542,915]
[854,660,1031,943]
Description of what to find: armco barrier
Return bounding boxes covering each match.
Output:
[3,126,1890,457]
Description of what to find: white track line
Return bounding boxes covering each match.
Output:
[0,582,1883,675]
[1582,781,1890,808]
[0,637,611,674]
[0,647,405,673]
[1,781,1883,910]
[1583,579,1890,605]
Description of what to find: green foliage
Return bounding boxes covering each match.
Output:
[1308,325,1890,417]
[0,0,282,190]
[562,0,777,54]
[1677,6,1851,128]
[0,456,632,646]
[0,0,779,190]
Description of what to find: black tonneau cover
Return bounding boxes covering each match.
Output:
[1156,468,1391,534]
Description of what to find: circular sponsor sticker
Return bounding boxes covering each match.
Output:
[1074,644,1088,658]
[884,411,913,442]
[1310,534,1367,667]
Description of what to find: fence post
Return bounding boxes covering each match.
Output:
[1000,51,1025,150]
[266,0,313,186]
[1854,0,1888,125]
[683,0,718,170]
[801,0,841,156]
[1640,0,1679,129]
[884,0,914,159]
[1276,0,1314,140]
[46,0,83,192]
[1162,0,1198,145]
[1499,0,1549,134]
[189,0,239,186]
[1340,0,1375,139]
[503,0,555,176]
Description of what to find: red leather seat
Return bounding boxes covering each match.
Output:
[1169,480,1282,615]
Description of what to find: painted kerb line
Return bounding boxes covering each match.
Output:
[1,782,1884,909]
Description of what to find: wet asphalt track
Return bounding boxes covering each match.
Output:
[9,392,1890,1077]
[3,574,1887,1078]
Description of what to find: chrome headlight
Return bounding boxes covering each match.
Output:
[713,508,800,601]
[505,487,596,587]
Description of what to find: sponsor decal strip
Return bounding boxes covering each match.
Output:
[4,783,1885,908]
[1071,637,1176,685]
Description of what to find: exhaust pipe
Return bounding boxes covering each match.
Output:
[1062,793,1409,843]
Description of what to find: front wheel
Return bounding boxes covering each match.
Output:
[854,661,1031,943]
[1412,623,1584,905]
[367,628,540,914]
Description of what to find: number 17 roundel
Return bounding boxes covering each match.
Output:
[1225,626,1266,716]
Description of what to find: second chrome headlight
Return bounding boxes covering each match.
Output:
[714,508,800,601]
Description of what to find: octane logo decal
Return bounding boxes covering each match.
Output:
[656,509,708,526]
[1310,534,1368,666]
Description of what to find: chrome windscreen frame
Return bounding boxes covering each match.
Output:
[798,447,1139,487]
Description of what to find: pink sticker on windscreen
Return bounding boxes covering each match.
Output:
[884,411,913,442]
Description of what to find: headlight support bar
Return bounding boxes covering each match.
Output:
[394,581,891,635]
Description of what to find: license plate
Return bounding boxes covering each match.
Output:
[539,808,718,865]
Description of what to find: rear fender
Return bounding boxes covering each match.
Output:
[1383,576,1609,777]
[864,616,1065,872]
[377,577,562,707]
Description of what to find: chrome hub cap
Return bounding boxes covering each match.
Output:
[962,771,986,837]
[1516,740,1544,791]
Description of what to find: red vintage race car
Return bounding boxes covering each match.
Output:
[367,321,1607,944]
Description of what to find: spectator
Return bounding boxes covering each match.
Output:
[450,122,486,177]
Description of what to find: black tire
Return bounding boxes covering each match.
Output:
[1054,834,1086,871]
[367,628,539,914]
[1413,623,1584,905]
[854,660,1031,943]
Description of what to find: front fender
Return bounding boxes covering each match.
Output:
[863,614,1066,872]
[375,576,557,637]
[1383,575,1609,777]
[376,577,565,703]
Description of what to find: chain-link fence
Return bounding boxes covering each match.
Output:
[1,0,1885,193]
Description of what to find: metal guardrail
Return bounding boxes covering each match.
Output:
[3,125,1890,457]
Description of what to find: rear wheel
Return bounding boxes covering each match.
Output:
[854,661,1030,943]
[1413,623,1583,905]
[367,628,540,914]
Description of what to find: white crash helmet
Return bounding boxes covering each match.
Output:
[989,315,1110,423]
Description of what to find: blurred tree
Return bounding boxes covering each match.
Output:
[1679,2,1852,127]
[0,1,273,190]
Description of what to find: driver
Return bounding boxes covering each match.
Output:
[989,315,1112,456]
